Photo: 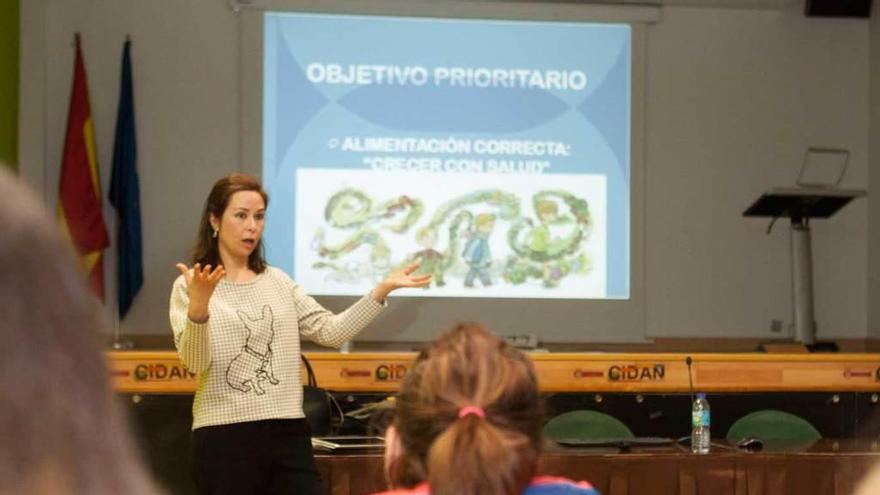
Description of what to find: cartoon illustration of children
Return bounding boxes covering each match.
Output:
[529,200,558,261]
[462,213,496,288]
[504,192,592,288]
[411,227,446,287]
[530,200,559,287]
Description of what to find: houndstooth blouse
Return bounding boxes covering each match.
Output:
[169,267,385,430]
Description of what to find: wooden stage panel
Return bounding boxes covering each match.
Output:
[106,351,880,394]
[315,440,880,495]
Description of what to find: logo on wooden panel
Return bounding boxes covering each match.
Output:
[375,364,408,381]
[133,363,196,382]
[607,364,665,382]
[843,368,873,379]
[340,368,372,378]
[573,369,604,378]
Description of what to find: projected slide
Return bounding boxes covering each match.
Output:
[263,12,630,299]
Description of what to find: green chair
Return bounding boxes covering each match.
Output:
[543,410,635,441]
[726,409,821,443]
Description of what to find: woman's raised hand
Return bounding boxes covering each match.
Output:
[372,262,432,303]
[176,263,225,323]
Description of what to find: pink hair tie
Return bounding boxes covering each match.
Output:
[458,406,485,419]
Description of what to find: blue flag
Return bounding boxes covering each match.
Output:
[108,40,143,319]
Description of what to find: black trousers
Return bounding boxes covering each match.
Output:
[192,419,323,495]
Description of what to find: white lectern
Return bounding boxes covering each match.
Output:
[743,187,864,347]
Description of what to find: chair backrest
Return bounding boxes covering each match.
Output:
[726,409,821,442]
[543,410,634,441]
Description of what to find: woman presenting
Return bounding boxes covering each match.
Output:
[170,173,430,495]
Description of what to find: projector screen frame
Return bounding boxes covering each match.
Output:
[239,2,652,344]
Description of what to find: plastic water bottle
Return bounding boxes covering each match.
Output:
[691,392,711,454]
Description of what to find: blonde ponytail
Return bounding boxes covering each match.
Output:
[388,323,544,494]
[427,414,535,495]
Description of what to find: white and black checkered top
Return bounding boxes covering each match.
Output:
[169,267,385,430]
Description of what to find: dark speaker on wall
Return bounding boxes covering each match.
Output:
[805,0,872,17]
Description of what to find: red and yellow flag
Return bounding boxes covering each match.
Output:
[58,34,109,299]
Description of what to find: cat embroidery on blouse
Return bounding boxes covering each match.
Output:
[226,305,280,395]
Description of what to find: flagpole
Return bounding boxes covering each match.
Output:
[111,227,133,350]
[110,34,136,351]
[110,308,133,349]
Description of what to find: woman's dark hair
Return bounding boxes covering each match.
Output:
[0,169,159,494]
[191,173,269,273]
[388,323,544,495]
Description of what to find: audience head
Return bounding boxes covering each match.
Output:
[192,172,268,273]
[385,323,543,495]
[0,169,159,494]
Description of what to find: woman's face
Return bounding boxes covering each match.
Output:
[210,190,266,264]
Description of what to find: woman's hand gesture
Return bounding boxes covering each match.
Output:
[372,262,432,303]
[175,262,225,323]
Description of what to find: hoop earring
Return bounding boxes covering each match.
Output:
[212,229,219,239]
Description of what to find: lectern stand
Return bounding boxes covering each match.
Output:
[744,187,865,349]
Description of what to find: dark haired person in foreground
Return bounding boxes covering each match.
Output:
[377,323,599,495]
[170,173,431,494]
[0,168,160,495]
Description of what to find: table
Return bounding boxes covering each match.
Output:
[315,439,880,495]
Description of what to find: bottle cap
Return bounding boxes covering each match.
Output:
[696,392,706,399]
